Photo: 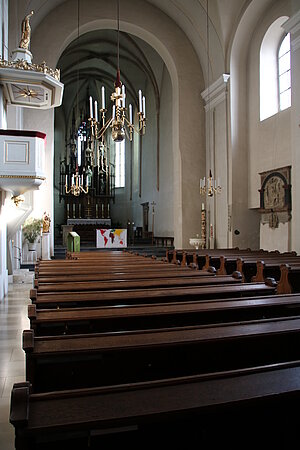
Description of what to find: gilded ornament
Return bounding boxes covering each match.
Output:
[42,211,51,233]
[19,11,34,50]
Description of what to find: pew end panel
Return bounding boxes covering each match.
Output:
[30,289,37,302]
[10,382,30,428]
[277,264,293,295]
[27,305,36,321]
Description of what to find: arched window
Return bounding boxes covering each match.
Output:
[260,16,290,121]
[278,33,291,111]
[115,140,125,188]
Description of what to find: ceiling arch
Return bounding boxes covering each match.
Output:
[57,28,162,134]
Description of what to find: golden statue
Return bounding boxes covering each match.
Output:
[42,212,51,233]
[19,11,34,50]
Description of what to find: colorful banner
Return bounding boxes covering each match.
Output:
[96,229,127,248]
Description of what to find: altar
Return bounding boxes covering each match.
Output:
[64,219,112,246]
[67,219,111,226]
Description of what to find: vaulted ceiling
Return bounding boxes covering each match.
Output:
[12,0,275,78]
[57,28,163,137]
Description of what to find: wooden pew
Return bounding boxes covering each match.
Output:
[237,256,300,282]
[34,266,217,286]
[253,260,300,283]
[10,361,300,449]
[28,293,300,336]
[168,248,271,268]
[29,280,277,309]
[277,264,300,294]
[36,259,168,268]
[32,272,242,294]
[205,254,300,278]
[34,264,195,278]
[23,315,300,393]
[38,253,152,265]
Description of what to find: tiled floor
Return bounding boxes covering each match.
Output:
[0,282,31,450]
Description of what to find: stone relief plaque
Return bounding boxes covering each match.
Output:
[258,166,291,228]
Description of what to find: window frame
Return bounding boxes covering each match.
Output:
[277,32,291,112]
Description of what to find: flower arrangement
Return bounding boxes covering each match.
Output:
[22,217,42,244]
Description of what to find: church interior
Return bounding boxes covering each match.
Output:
[1,0,300,448]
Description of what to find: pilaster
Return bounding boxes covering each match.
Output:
[201,74,230,248]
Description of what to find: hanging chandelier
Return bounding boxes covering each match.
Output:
[65,166,89,197]
[200,170,221,197]
[88,0,146,143]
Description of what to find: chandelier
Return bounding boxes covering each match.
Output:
[65,166,89,197]
[200,170,221,197]
[88,0,146,143]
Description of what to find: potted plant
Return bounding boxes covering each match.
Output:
[22,217,42,251]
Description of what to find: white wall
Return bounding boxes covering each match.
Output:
[248,0,292,251]
[284,10,300,253]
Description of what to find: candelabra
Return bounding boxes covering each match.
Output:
[65,169,89,197]
[200,170,221,197]
[88,0,146,144]
[88,71,146,144]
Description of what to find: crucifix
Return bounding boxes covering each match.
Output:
[151,201,156,245]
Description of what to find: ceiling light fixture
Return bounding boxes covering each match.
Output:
[88,0,146,143]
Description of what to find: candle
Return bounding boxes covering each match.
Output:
[65,175,68,187]
[138,90,142,112]
[142,96,146,117]
[129,104,133,124]
[101,86,105,109]
[112,105,116,120]
[77,136,81,166]
[202,203,205,211]
[122,85,126,108]
[94,100,98,121]
[89,96,93,118]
